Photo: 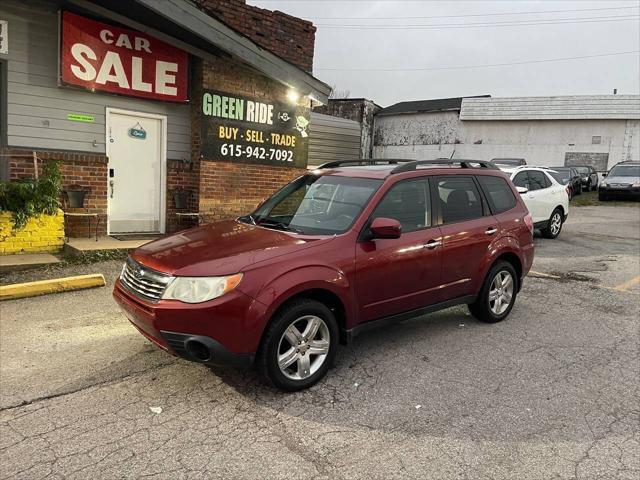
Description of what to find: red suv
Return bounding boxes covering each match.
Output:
[114,160,534,391]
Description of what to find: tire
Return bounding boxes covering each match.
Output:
[541,208,564,239]
[256,298,338,392]
[468,260,518,323]
[586,180,592,192]
[575,183,582,195]
[599,192,608,201]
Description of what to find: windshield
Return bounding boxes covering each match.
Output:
[493,159,524,166]
[549,171,570,183]
[574,166,589,174]
[608,165,640,177]
[245,174,383,235]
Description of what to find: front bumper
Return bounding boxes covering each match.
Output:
[599,186,640,197]
[113,280,264,368]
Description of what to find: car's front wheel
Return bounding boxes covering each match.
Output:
[468,260,517,323]
[599,192,608,201]
[257,299,338,391]
[541,208,564,239]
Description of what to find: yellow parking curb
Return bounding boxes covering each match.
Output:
[0,274,106,301]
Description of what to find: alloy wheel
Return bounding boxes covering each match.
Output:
[277,315,330,380]
[488,271,514,315]
[550,212,562,236]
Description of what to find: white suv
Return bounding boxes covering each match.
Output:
[501,167,569,239]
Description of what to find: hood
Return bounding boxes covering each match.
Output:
[132,220,332,276]
[604,175,640,185]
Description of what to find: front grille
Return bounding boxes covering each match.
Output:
[120,257,172,302]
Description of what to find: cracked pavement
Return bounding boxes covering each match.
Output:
[1,205,639,479]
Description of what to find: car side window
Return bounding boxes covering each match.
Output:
[477,176,517,214]
[371,178,431,233]
[527,171,548,191]
[438,176,484,224]
[513,172,529,189]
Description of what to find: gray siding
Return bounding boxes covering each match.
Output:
[461,95,640,121]
[308,112,361,167]
[0,0,191,160]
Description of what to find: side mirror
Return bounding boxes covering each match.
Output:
[602,172,607,177]
[369,217,402,239]
[516,186,528,194]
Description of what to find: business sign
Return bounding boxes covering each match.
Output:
[60,11,188,102]
[201,90,310,168]
[0,20,7,55]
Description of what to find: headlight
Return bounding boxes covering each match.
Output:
[162,274,243,303]
[633,181,640,187]
[601,181,608,187]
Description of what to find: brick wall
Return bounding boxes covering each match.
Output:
[195,0,316,72]
[3,149,108,238]
[192,57,306,223]
[0,210,64,255]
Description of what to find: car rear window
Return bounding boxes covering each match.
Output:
[477,176,517,214]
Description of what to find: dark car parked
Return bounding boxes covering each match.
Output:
[572,165,599,191]
[599,161,640,201]
[548,167,582,197]
[114,159,534,391]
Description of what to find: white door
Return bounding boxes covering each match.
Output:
[106,109,166,234]
[512,170,547,223]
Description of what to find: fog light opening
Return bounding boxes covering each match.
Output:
[185,340,211,362]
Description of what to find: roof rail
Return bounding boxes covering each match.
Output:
[316,160,410,169]
[390,159,500,174]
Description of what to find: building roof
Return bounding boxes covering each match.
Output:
[73,0,331,103]
[377,95,490,116]
[460,95,640,121]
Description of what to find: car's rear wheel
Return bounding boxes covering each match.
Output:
[468,260,517,323]
[541,208,564,239]
[257,299,338,391]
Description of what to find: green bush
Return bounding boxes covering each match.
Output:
[0,161,62,230]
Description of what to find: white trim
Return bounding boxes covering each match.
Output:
[105,107,167,235]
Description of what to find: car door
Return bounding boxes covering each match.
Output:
[513,170,551,223]
[513,171,542,222]
[435,175,499,301]
[355,177,443,323]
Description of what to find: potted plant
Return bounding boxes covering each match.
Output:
[63,185,90,208]
[173,188,191,210]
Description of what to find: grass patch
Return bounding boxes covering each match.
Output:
[571,191,639,207]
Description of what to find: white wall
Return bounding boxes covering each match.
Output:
[373,111,639,170]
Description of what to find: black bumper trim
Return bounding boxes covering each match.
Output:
[161,331,254,368]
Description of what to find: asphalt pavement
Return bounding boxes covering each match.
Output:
[1,204,638,479]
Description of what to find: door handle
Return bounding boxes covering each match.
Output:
[485,228,498,235]
[109,179,115,199]
[423,239,442,249]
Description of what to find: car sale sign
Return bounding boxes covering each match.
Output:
[60,11,188,102]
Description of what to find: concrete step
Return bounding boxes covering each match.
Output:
[0,253,62,273]
[63,236,152,256]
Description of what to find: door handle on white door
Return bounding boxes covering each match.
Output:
[109,180,115,199]
[485,228,498,235]
[423,239,442,249]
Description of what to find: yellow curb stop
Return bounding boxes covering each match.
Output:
[0,274,106,301]
[527,270,562,279]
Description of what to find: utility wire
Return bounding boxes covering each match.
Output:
[316,14,640,29]
[308,5,640,21]
[315,50,640,72]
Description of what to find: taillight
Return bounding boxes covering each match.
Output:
[524,213,534,235]
[566,185,571,196]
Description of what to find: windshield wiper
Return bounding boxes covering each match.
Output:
[258,220,304,234]
[239,214,257,225]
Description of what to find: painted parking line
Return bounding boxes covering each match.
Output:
[528,270,561,279]
[612,276,640,292]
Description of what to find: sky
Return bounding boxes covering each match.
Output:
[248,0,640,107]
